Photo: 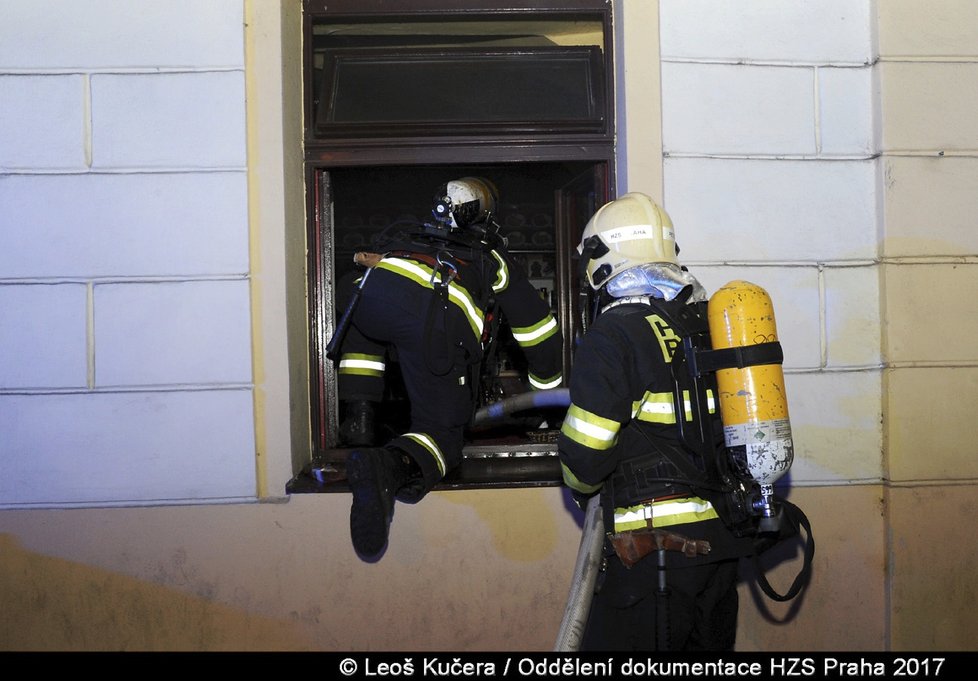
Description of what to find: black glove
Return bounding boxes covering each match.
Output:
[572,490,597,511]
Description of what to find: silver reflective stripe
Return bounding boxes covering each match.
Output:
[639,400,674,416]
[490,250,509,292]
[512,316,558,345]
[339,357,386,373]
[404,432,447,477]
[528,374,562,390]
[563,409,617,449]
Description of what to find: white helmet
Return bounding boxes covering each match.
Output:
[431,177,499,232]
[577,192,678,289]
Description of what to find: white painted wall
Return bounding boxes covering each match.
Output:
[656,0,883,486]
[0,0,257,506]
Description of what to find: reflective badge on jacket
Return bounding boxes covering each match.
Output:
[646,313,682,363]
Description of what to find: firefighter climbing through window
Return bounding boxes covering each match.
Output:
[328,177,564,560]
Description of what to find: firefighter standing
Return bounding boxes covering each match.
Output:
[336,177,563,560]
[558,193,754,651]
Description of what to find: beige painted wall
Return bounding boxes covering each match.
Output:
[0,490,583,651]
[0,485,894,652]
[879,0,978,651]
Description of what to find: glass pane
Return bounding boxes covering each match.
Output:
[315,47,605,135]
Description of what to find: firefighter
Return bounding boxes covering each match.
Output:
[558,193,754,651]
[336,177,564,560]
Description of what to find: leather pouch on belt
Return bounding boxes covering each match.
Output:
[609,528,712,569]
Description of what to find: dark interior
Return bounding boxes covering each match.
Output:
[328,162,597,442]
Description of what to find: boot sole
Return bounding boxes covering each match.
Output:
[347,451,393,557]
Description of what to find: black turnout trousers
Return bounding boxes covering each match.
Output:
[340,266,476,498]
[581,553,741,652]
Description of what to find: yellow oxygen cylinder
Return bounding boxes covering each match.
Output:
[708,281,793,489]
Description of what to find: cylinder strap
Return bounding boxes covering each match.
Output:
[691,341,783,376]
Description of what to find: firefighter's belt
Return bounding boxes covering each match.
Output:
[609,527,712,569]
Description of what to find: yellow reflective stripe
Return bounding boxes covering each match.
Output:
[528,372,562,390]
[490,250,509,293]
[338,353,386,377]
[634,391,676,424]
[633,389,716,424]
[613,496,718,532]
[679,389,716,420]
[561,463,602,495]
[403,432,446,477]
[511,315,559,347]
[560,404,620,450]
[377,257,485,339]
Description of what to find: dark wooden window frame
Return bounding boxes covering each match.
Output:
[289,0,616,495]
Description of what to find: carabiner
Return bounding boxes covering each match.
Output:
[431,251,458,288]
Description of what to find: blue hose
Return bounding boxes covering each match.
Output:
[471,388,570,426]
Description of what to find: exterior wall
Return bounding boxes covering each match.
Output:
[0,0,582,652]
[657,0,886,650]
[1,0,975,653]
[0,0,257,504]
[877,0,978,651]
[657,0,978,652]
[0,489,581,651]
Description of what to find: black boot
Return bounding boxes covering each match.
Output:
[346,447,416,558]
[339,400,377,447]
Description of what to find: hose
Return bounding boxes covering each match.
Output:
[470,386,595,649]
[471,388,570,426]
[554,493,604,651]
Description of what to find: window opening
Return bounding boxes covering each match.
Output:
[289,1,614,494]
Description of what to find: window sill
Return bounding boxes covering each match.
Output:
[286,443,563,494]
